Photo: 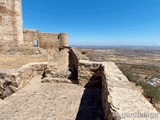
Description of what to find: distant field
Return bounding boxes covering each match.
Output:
[93,48,160,66]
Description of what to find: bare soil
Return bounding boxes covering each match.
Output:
[0,54,47,69]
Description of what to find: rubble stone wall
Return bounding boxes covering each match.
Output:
[0,62,48,99]
[23,29,68,50]
[0,0,69,48]
[46,49,70,78]
[78,61,112,119]
[13,62,48,89]
[101,69,112,120]
[23,29,39,47]
[23,29,59,49]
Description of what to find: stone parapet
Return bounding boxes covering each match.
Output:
[0,62,48,99]
[79,60,160,120]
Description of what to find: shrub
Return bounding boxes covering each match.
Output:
[141,82,160,106]
[120,68,139,82]
[135,81,141,86]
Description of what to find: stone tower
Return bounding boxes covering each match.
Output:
[0,0,23,45]
[58,33,69,47]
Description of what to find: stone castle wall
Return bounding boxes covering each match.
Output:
[0,0,23,45]
[23,29,68,50]
[0,0,68,49]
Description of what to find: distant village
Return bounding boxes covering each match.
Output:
[147,77,160,86]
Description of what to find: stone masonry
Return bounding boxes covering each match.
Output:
[0,0,69,50]
[79,60,160,120]
[23,29,69,50]
[0,0,23,45]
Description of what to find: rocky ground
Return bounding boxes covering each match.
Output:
[0,76,103,120]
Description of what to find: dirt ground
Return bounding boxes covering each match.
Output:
[0,54,48,69]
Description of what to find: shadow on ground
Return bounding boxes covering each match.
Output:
[76,85,104,120]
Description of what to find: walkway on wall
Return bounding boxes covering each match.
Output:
[0,61,160,120]
[0,75,103,120]
[0,76,83,119]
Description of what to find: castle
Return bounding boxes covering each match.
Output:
[0,0,160,120]
[0,0,68,49]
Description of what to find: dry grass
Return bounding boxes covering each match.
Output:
[0,54,48,69]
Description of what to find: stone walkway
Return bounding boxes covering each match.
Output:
[0,76,103,120]
[1,61,159,120]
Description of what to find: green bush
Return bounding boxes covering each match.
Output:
[141,82,160,106]
[120,68,139,82]
[135,81,141,86]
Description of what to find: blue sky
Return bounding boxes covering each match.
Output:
[22,0,160,46]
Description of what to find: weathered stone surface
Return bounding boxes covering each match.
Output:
[0,62,48,99]
[0,0,23,45]
[23,29,62,50]
[0,47,159,120]
[0,76,85,120]
[41,77,72,84]
[46,49,71,78]
[71,48,89,60]
[0,0,69,50]
[80,60,160,120]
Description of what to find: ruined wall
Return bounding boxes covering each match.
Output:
[78,61,112,119]
[38,32,59,49]
[0,0,68,47]
[58,33,69,47]
[46,48,70,78]
[23,29,68,50]
[79,49,94,60]
[23,29,39,47]
[101,68,112,120]
[68,49,78,80]
[0,0,23,45]
[0,62,48,99]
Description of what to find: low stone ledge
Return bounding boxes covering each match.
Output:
[11,62,48,88]
[0,62,48,99]
[41,77,72,84]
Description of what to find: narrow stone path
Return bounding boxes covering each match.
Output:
[0,76,103,120]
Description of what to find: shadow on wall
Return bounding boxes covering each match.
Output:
[68,49,79,84]
[76,69,104,120]
[0,16,2,26]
